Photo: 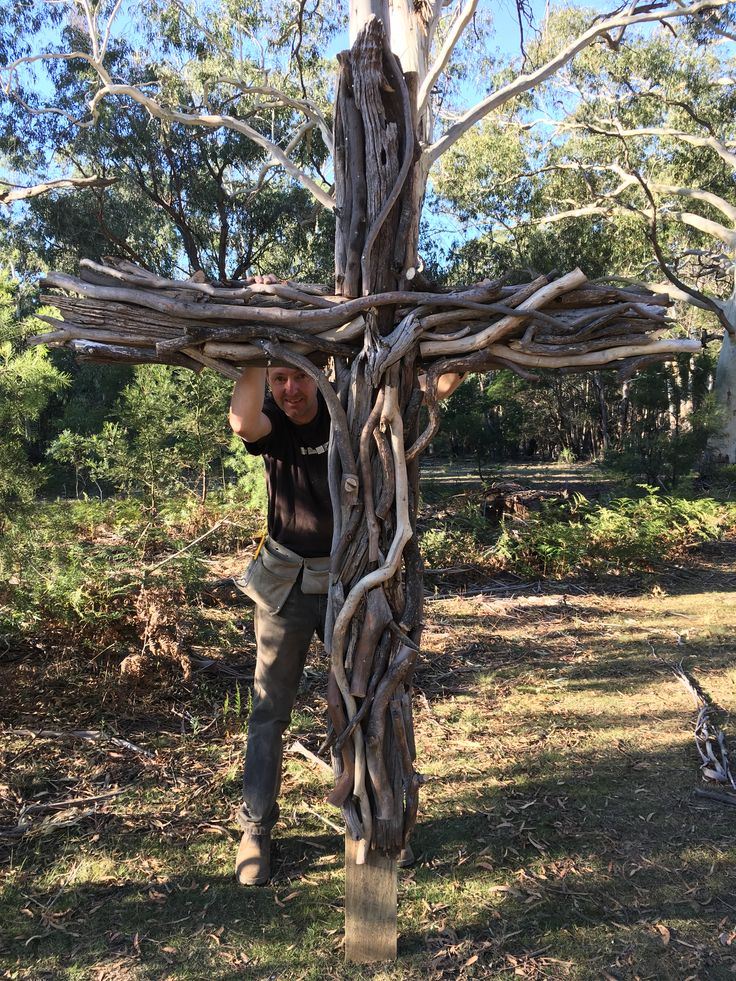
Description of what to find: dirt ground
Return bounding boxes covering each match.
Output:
[2,472,736,979]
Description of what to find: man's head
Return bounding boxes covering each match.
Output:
[267,366,319,425]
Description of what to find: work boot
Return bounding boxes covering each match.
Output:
[397,843,415,868]
[235,831,271,886]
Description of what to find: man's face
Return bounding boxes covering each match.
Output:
[268,367,319,425]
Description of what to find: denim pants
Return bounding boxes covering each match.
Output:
[237,576,328,835]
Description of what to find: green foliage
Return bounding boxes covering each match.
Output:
[47,366,236,509]
[0,494,260,643]
[420,497,497,568]
[421,527,474,569]
[223,434,268,515]
[0,499,165,639]
[2,0,338,283]
[605,393,723,487]
[495,487,733,578]
[0,276,68,525]
[223,681,251,733]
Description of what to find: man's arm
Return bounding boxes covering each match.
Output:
[229,367,272,442]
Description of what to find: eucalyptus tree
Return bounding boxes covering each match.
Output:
[1,1,339,281]
[484,14,736,461]
[2,0,729,284]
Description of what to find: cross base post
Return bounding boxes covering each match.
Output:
[344,834,398,962]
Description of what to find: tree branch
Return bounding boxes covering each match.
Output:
[417,0,479,121]
[88,85,335,210]
[0,176,117,205]
[426,0,731,164]
[556,119,736,172]
[670,210,736,248]
[212,79,334,154]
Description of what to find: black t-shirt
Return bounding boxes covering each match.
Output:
[242,392,333,557]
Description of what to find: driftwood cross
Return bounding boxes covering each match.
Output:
[32,17,698,963]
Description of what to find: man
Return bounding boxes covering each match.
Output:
[229,360,464,885]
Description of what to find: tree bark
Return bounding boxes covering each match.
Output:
[710,311,736,463]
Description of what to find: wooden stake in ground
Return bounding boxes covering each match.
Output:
[345,834,397,962]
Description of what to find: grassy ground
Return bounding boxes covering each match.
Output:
[2,464,736,979]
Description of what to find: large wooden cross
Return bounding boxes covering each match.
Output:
[32,16,699,964]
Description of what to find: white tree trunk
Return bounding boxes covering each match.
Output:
[711,304,736,463]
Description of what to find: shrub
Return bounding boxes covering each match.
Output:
[223,434,268,514]
[419,497,498,567]
[494,487,734,578]
[0,495,260,646]
[421,527,474,568]
[603,396,722,489]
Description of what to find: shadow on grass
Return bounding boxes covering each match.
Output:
[2,511,735,979]
[4,733,736,980]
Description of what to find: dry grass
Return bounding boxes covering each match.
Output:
[2,479,736,979]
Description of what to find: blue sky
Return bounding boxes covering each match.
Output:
[1,0,631,272]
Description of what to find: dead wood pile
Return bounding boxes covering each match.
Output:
[482,482,571,524]
[30,259,700,380]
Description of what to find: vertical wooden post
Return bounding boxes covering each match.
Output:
[344,836,398,962]
[332,15,422,964]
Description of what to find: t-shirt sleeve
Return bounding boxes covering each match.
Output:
[241,397,282,456]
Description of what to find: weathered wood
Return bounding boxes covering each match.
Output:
[344,834,397,963]
[34,266,692,379]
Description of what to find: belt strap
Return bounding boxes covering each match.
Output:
[265,537,330,570]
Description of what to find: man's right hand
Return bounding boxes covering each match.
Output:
[246,273,280,285]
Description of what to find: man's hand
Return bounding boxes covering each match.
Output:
[418,371,467,402]
[246,273,280,285]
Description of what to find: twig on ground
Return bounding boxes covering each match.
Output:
[6,729,152,757]
[190,655,253,680]
[22,789,125,814]
[287,740,333,775]
[692,788,736,807]
[144,518,253,574]
[301,804,344,833]
[649,644,736,789]
[2,809,97,840]
[425,582,539,600]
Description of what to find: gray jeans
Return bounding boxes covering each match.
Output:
[237,575,328,835]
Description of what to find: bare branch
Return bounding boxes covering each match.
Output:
[688,10,736,41]
[628,279,727,312]
[627,165,734,330]
[426,0,731,164]
[417,0,479,120]
[100,0,125,62]
[647,187,736,225]
[254,119,320,190]
[535,159,736,226]
[520,154,734,326]
[670,210,736,248]
[0,175,117,205]
[556,119,736,171]
[213,79,334,155]
[88,84,335,210]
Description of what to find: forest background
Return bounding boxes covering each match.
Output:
[2,0,736,521]
[2,0,736,645]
